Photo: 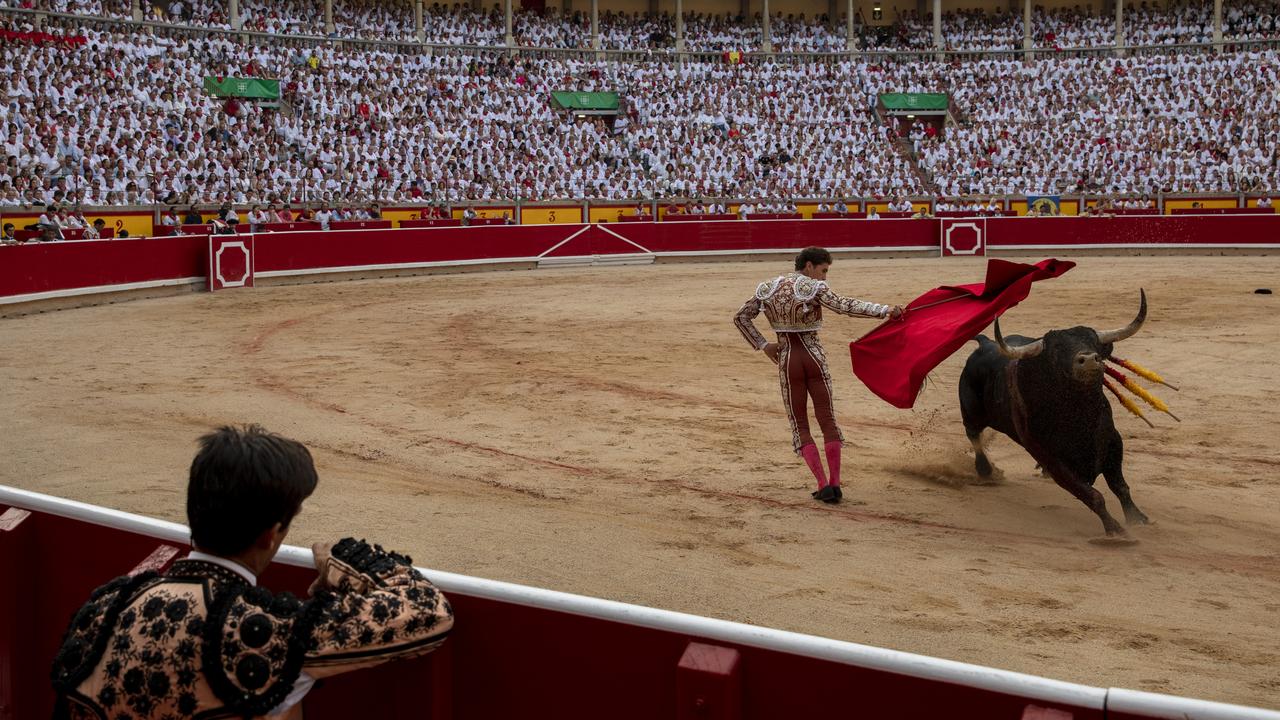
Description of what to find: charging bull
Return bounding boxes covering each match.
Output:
[959,291,1150,538]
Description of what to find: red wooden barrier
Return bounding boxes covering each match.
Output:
[1168,207,1274,215]
[259,221,323,232]
[2,217,1277,305]
[676,643,742,720]
[744,213,803,220]
[0,489,1103,720]
[15,228,87,242]
[664,214,738,222]
[603,218,938,254]
[399,218,463,228]
[208,235,255,291]
[330,219,393,230]
[937,210,1017,218]
[984,215,1280,248]
[251,225,571,275]
[0,235,207,299]
[4,487,1275,720]
[0,507,34,720]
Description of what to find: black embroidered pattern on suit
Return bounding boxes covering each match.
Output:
[51,541,453,719]
[51,572,160,698]
[201,581,324,717]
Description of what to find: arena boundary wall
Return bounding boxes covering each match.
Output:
[1,216,1276,313]
[3,485,1277,720]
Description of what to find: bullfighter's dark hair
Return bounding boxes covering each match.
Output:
[187,425,318,556]
[795,247,833,271]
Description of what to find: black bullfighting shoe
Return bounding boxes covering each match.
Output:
[831,485,842,502]
[812,485,838,503]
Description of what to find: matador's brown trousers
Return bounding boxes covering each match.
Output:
[777,332,844,453]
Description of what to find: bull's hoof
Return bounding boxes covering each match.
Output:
[975,454,993,477]
[1088,535,1140,547]
[971,471,1004,486]
[1125,510,1151,526]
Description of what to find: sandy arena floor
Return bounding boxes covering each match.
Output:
[2,256,1278,707]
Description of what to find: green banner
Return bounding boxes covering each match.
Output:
[203,77,281,100]
[879,93,949,111]
[551,91,620,112]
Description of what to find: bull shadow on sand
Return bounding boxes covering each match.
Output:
[889,431,1145,547]
[894,443,1007,489]
[892,408,1009,489]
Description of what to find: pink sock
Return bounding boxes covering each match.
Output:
[800,443,828,489]
[824,441,842,487]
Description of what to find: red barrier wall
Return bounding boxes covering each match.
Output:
[608,218,939,253]
[0,235,207,298]
[985,215,1280,247]
[7,490,1275,719]
[252,225,576,273]
[0,495,1109,720]
[1,216,1276,303]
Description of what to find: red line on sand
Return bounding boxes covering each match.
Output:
[246,312,594,474]
[420,436,592,474]
[246,317,306,354]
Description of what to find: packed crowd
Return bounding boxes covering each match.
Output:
[0,15,924,206]
[913,50,1280,196]
[0,12,1276,210]
[891,0,1279,50]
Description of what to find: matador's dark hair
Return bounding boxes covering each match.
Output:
[795,247,833,271]
[187,425,318,555]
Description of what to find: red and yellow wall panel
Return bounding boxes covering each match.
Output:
[588,205,640,223]
[1009,199,1079,216]
[1163,197,1237,214]
[0,210,155,238]
[521,205,583,225]
[450,206,517,221]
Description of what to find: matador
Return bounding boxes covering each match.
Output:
[734,247,902,503]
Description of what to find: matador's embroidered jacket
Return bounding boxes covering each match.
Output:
[51,538,453,719]
[734,272,890,349]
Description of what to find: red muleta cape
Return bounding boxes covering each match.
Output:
[850,258,1074,409]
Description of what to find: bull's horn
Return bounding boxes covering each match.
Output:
[1096,289,1148,345]
[994,318,1044,359]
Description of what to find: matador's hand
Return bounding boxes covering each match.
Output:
[308,541,336,596]
[887,305,905,320]
[762,342,781,365]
